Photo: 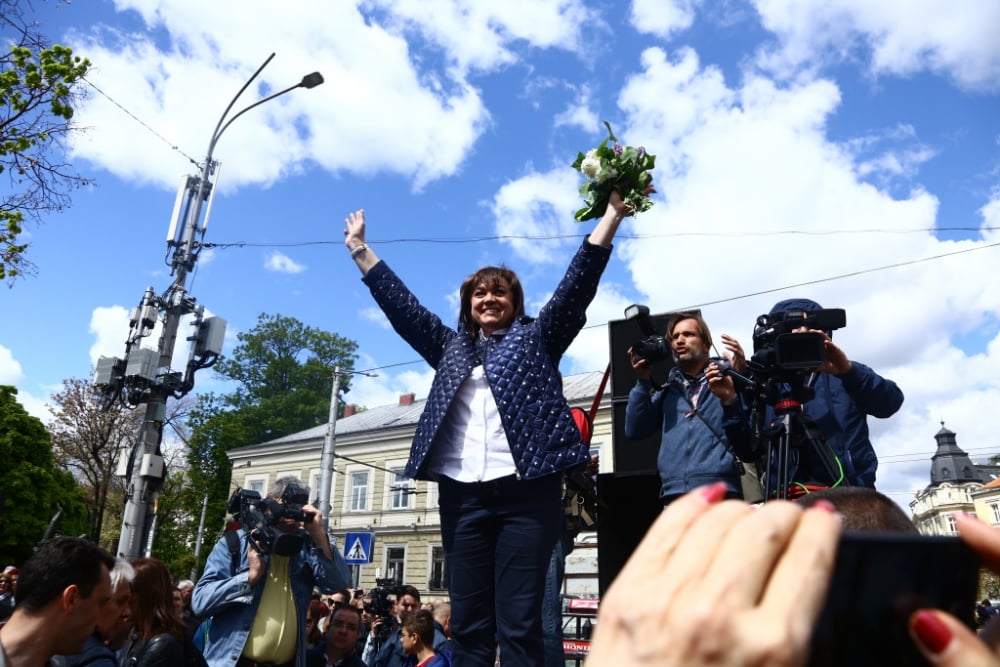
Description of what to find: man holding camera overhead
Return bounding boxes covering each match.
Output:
[193,476,349,667]
[625,311,754,505]
[765,298,903,488]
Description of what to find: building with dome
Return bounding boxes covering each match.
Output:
[910,423,1000,535]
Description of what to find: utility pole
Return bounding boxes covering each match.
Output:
[94,54,324,559]
[316,367,376,532]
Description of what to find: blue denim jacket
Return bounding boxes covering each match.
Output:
[191,530,349,667]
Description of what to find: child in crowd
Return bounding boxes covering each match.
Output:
[400,610,448,667]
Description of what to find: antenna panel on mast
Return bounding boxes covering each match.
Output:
[165,176,188,243]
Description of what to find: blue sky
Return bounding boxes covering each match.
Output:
[2,0,999,507]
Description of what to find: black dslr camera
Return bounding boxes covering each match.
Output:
[749,307,846,377]
[624,304,672,364]
[227,483,315,557]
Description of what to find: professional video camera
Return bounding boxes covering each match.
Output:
[364,577,401,644]
[227,483,315,557]
[743,307,848,499]
[749,307,846,378]
[624,304,671,364]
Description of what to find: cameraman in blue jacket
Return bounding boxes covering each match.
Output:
[192,476,349,667]
[766,298,904,488]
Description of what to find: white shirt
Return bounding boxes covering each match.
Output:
[427,364,517,482]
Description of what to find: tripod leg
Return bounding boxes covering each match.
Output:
[765,418,793,500]
[797,415,843,487]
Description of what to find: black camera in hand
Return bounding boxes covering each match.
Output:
[363,578,400,644]
[227,483,315,557]
[624,304,672,364]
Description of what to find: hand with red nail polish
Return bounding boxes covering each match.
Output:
[587,490,842,666]
[902,513,1000,666]
[908,607,1000,666]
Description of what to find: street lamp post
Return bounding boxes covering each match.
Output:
[97,54,324,559]
[316,367,376,533]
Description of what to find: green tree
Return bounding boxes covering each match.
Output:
[150,449,203,580]
[0,385,88,565]
[186,313,358,562]
[47,376,141,546]
[0,0,91,282]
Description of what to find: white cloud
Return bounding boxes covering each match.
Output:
[264,251,306,274]
[0,345,25,385]
[490,167,583,263]
[0,346,54,422]
[359,306,393,330]
[67,1,491,191]
[630,0,701,39]
[553,84,599,132]
[368,0,602,72]
[340,352,435,411]
[14,389,53,424]
[752,0,1000,91]
[89,305,131,367]
[63,0,607,195]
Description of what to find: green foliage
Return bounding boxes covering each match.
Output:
[1,2,92,282]
[152,465,203,580]
[0,386,89,566]
[185,314,358,552]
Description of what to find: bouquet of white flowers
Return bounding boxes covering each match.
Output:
[571,121,655,221]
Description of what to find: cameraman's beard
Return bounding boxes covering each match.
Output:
[674,349,708,374]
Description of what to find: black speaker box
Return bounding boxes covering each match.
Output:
[596,472,662,597]
[610,400,660,476]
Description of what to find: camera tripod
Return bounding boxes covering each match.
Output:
[760,376,843,500]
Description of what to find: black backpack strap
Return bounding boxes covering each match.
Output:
[224,530,241,575]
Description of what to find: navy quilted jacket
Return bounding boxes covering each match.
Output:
[362,238,611,481]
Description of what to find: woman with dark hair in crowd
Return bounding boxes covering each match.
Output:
[120,557,205,667]
[306,599,329,650]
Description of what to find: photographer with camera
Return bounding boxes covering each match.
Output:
[362,585,447,667]
[762,298,903,488]
[192,476,349,667]
[625,311,754,504]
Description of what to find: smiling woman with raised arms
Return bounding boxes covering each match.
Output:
[342,188,637,667]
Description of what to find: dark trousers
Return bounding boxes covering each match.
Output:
[439,473,562,667]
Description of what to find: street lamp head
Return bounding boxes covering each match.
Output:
[300,72,324,89]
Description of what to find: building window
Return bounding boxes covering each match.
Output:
[244,475,268,494]
[310,470,323,505]
[429,545,447,591]
[385,546,405,585]
[350,471,369,511]
[391,471,414,509]
[945,514,957,534]
[992,503,1000,524]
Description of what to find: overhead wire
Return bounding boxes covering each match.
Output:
[82,76,200,167]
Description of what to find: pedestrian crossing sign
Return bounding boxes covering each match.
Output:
[344,532,374,564]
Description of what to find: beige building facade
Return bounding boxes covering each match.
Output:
[910,424,1000,535]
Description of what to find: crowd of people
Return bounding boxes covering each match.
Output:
[0,475,459,667]
[1,187,998,667]
[4,485,1000,667]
